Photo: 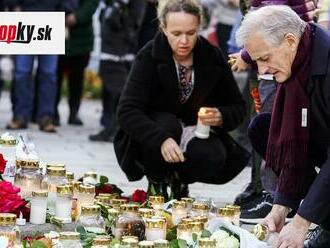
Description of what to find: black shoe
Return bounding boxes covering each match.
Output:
[304,226,330,248]
[234,182,264,207]
[147,178,169,201]
[89,129,114,142]
[6,116,28,130]
[38,116,56,133]
[240,192,273,224]
[169,172,189,200]
[68,115,83,126]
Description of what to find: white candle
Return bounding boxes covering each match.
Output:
[194,108,210,139]
[55,196,72,223]
[30,191,48,224]
[146,219,166,241]
[177,223,192,243]
[172,208,187,225]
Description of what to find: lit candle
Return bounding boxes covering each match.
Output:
[177,223,192,243]
[194,108,210,139]
[148,196,164,216]
[55,185,73,223]
[217,207,235,224]
[145,218,166,241]
[226,205,241,226]
[191,202,210,217]
[30,190,48,224]
[171,201,187,225]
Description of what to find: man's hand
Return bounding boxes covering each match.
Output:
[262,204,290,233]
[161,138,185,163]
[275,214,310,248]
[198,107,223,126]
[229,52,249,72]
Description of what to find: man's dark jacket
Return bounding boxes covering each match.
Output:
[114,32,250,182]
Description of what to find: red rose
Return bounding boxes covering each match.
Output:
[132,189,148,203]
[0,181,27,213]
[0,153,7,174]
[95,183,113,195]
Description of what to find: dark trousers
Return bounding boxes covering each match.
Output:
[56,54,90,119]
[139,112,227,184]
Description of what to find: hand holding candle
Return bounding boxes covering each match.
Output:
[197,107,223,127]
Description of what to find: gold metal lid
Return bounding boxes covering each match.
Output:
[69,181,82,191]
[66,172,74,181]
[81,205,101,215]
[173,201,187,209]
[198,238,216,246]
[122,238,139,246]
[56,184,73,195]
[107,208,120,217]
[180,218,194,224]
[95,195,111,204]
[146,218,166,229]
[84,172,97,179]
[138,208,154,218]
[120,204,139,212]
[0,137,17,146]
[192,202,210,211]
[47,167,66,177]
[154,239,169,248]
[111,198,128,205]
[122,236,139,241]
[32,190,48,197]
[98,193,119,199]
[217,207,235,217]
[177,223,190,231]
[149,196,165,204]
[193,216,208,224]
[46,163,65,169]
[253,224,268,241]
[181,197,194,204]
[79,184,95,194]
[59,232,80,240]
[93,236,111,245]
[0,213,16,226]
[17,160,40,169]
[189,221,204,232]
[226,205,241,214]
[138,241,154,248]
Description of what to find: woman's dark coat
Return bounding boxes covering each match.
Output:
[114,32,249,181]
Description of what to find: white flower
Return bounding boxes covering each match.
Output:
[217,236,240,248]
[211,229,230,244]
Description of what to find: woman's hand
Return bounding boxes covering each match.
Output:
[262,204,290,233]
[161,138,185,163]
[198,107,223,126]
[229,52,249,72]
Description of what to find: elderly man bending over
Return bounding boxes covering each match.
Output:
[236,5,330,248]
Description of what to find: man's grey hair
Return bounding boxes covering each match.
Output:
[236,5,307,47]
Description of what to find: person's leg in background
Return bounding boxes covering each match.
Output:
[7,55,34,129]
[54,55,66,126]
[66,54,90,125]
[36,55,58,132]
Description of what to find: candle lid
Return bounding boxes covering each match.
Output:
[120,204,139,212]
[180,218,194,224]
[84,172,97,179]
[193,216,208,223]
[146,218,166,229]
[189,221,204,232]
[107,208,120,217]
[173,200,187,209]
[253,224,268,241]
[192,202,210,211]
[181,197,194,204]
[47,167,66,176]
[69,181,82,191]
[225,204,241,214]
[138,208,154,218]
[66,172,74,181]
[122,238,139,246]
[93,236,111,245]
[149,196,165,204]
[0,213,16,226]
[138,240,154,248]
[95,195,111,204]
[111,198,128,205]
[177,223,190,231]
[17,160,40,169]
[98,193,119,199]
[154,239,169,248]
[81,205,100,215]
[46,163,65,169]
[122,236,139,242]
[56,184,73,195]
[79,184,95,194]
[0,138,17,146]
[198,237,216,246]
[217,207,235,217]
[32,190,48,197]
[59,232,80,240]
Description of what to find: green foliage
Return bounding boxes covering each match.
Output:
[100,175,109,184]
[166,226,178,241]
[201,230,212,238]
[219,226,240,241]
[30,241,48,248]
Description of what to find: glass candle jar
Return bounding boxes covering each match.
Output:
[14,161,42,199]
[145,218,166,241]
[83,172,98,185]
[0,213,17,247]
[43,167,68,215]
[253,224,279,245]
[30,190,48,224]
[138,240,154,248]
[181,197,194,211]
[217,207,235,224]
[77,205,105,234]
[66,172,74,182]
[59,232,82,248]
[171,201,187,225]
[0,133,17,182]
[195,108,210,139]
[225,205,241,226]
[193,216,208,229]
[56,185,73,223]
[122,237,139,248]
[148,196,164,214]
[154,239,169,248]
[91,236,111,248]
[198,238,216,248]
[138,208,154,221]
[189,221,204,238]
[177,223,192,243]
[191,203,210,217]
[77,185,95,212]
[114,204,145,241]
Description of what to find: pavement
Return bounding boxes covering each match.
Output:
[0,91,251,206]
